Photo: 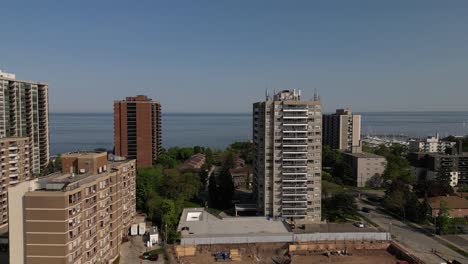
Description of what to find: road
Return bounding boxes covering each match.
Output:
[357,199,468,264]
[120,236,165,264]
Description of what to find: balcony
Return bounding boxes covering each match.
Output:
[283,105,308,110]
[282,185,307,191]
[282,204,307,210]
[282,178,307,183]
[282,197,307,203]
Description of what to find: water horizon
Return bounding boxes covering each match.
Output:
[49,111,468,156]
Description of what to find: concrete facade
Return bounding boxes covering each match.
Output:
[409,152,468,187]
[0,137,30,229]
[114,95,161,168]
[408,134,455,153]
[253,89,322,222]
[8,179,38,264]
[323,109,361,152]
[0,74,49,174]
[8,152,136,264]
[342,152,387,187]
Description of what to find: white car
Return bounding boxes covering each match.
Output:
[354,222,365,228]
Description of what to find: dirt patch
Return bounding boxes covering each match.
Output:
[291,250,398,264]
[177,243,399,264]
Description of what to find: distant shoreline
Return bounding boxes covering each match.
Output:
[49,111,468,115]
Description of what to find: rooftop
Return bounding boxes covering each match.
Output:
[426,196,468,210]
[35,159,131,192]
[0,70,47,85]
[342,151,386,159]
[177,208,290,238]
[61,151,107,158]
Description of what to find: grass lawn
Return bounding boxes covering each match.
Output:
[183,201,203,208]
[322,180,346,193]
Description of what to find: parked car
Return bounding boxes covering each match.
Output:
[141,252,159,261]
[362,207,371,213]
[354,222,365,228]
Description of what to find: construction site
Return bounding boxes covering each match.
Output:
[172,241,409,264]
[171,208,415,264]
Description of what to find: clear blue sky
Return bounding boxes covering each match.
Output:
[1,0,468,113]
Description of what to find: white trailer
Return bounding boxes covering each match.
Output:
[149,226,159,245]
[130,224,138,236]
[138,222,146,235]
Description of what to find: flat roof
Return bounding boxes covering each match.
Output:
[177,208,290,238]
[426,196,468,209]
[33,159,133,192]
[342,151,385,159]
[0,76,47,85]
[61,151,108,158]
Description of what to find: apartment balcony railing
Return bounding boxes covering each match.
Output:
[283,186,307,192]
[282,197,307,203]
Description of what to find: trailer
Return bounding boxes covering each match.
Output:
[130,224,138,236]
[138,222,146,235]
[149,226,159,245]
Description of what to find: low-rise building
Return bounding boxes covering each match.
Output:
[180,153,206,171]
[8,151,136,264]
[408,134,455,153]
[341,152,387,187]
[229,167,252,189]
[425,196,468,218]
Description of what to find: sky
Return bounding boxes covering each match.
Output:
[1,0,468,113]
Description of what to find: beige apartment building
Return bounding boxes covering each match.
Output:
[8,151,136,264]
[0,137,30,229]
[253,89,322,222]
[323,109,361,152]
[0,71,49,174]
[342,152,387,187]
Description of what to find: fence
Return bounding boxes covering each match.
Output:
[180,232,391,245]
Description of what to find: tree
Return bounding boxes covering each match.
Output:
[54,155,62,172]
[436,200,451,235]
[322,192,358,222]
[366,174,384,188]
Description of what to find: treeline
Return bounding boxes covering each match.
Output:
[136,142,253,243]
[322,146,353,185]
[136,166,201,242]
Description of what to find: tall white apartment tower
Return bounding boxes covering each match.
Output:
[253,89,322,222]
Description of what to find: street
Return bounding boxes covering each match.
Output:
[357,198,468,264]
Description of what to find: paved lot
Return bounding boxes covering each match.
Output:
[120,236,164,264]
[357,199,468,264]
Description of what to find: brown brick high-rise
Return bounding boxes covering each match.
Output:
[114,95,161,168]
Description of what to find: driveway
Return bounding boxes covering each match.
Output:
[120,236,165,264]
[357,199,468,264]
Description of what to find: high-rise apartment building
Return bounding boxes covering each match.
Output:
[0,71,49,174]
[8,151,136,264]
[114,95,161,168]
[253,89,322,222]
[0,137,30,228]
[323,108,361,152]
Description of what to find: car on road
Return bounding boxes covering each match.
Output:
[141,252,159,261]
[361,207,371,213]
[353,222,365,228]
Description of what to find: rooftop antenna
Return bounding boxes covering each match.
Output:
[313,89,320,101]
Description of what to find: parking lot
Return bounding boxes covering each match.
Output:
[120,236,164,264]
